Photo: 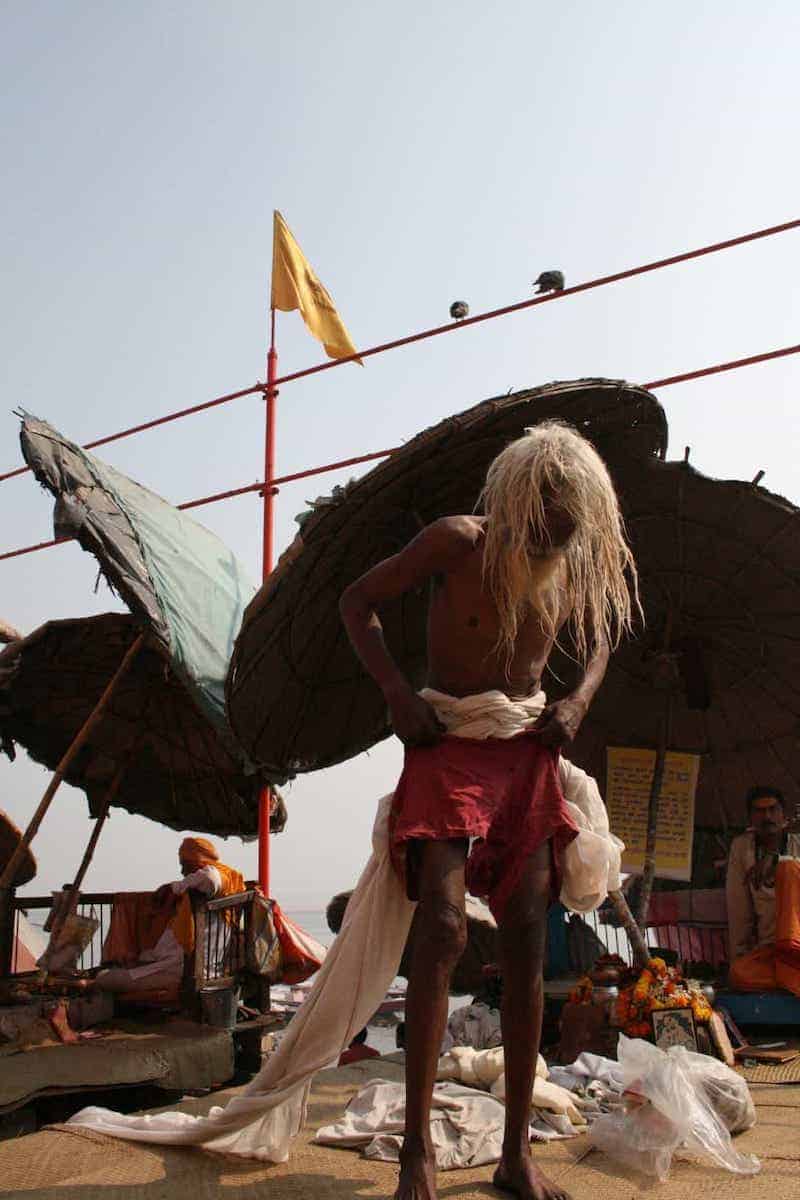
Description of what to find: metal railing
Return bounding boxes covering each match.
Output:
[11,893,115,972]
[196,890,255,985]
[563,908,729,976]
[11,890,259,986]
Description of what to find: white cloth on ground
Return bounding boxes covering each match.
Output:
[315,1078,575,1167]
[68,688,615,1162]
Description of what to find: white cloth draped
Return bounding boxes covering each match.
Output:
[68,688,621,1161]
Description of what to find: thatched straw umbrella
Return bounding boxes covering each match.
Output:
[560,455,800,923]
[0,612,286,837]
[0,416,287,898]
[227,378,667,776]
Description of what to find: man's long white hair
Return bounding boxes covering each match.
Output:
[478,421,638,668]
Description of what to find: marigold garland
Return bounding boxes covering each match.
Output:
[567,955,712,1039]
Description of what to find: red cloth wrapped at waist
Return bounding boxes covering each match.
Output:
[390,731,578,921]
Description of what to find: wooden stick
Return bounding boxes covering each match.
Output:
[70,764,126,896]
[44,761,127,950]
[0,632,145,890]
[608,888,650,967]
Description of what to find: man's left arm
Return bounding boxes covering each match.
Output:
[171,867,221,897]
[153,867,221,908]
[535,639,609,749]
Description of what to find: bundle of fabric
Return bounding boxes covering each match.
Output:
[315,1049,587,1167]
[437,1045,587,1133]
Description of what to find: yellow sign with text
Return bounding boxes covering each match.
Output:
[606,747,700,881]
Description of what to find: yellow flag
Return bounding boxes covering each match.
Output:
[271,211,362,363]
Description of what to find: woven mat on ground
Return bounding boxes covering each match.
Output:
[739,1058,800,1085]
[0,1020,233,1111]
[3,1058,800,1200]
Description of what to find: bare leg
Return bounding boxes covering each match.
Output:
[397,838,468,1200]
[494,841,571,1200]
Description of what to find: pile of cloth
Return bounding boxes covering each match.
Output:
[314,1046,603,1169]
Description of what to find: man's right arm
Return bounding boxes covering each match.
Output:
[339,517,473,747]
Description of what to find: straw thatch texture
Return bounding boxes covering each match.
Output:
[561,457,800,830]
[0,613,274,838]
[227,378,667,774]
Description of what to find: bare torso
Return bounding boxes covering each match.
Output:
[426,515,570,697]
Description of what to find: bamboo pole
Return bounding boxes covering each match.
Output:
[0,632,145,890]
[43,760,127,950]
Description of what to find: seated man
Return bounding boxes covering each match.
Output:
[94,836,245,994]
[726,786,800,995]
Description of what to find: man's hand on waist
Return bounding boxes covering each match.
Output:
[385,682,446,748]
[534,695,587,748]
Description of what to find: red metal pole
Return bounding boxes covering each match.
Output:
[258,308,278,895]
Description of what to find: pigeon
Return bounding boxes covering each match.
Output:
[533,270,565,294]
[449,300,469,321]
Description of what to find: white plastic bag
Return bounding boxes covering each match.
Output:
[588,1035,760,1181]
[683,1049,756,1134]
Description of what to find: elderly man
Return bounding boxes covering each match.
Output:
[726,786,800,996]
[94,836,245,994]
[341,421,636,1200]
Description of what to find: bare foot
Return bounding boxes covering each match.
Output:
[394,1144,439,1200]
[493,1154,571,1200]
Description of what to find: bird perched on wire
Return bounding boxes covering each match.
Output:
[533,270,565,294]
[449,300,469,321]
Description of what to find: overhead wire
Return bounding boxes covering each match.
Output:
[2,340,799,564]
[1,215,798,486]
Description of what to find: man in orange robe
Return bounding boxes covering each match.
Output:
[96,836,245,993]
[726,787,800,996]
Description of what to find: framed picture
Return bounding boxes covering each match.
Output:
[651,1007,697,1052]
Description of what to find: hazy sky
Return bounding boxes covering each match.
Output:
[2,3,799,908]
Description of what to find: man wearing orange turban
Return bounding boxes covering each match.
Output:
[95,837,245,994]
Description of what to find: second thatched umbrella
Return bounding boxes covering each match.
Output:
[558,454,800,923]
[0,613,287,837]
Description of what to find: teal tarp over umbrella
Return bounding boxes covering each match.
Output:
[20,414,259,743]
